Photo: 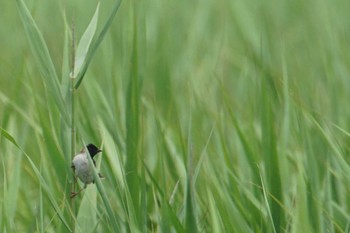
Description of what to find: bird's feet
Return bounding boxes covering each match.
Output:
[70,192,78,199]
[70,187,85,198]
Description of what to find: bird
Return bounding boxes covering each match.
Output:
[70,143,104,198]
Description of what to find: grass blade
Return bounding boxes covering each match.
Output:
[75,0,122,89]
[0,127,72,232]
[75,186,98,233]
[124,3,144,227]
[144,164,185,232]
[259,167,277,233]
[61,12,71,96]
[261,75,284,232]
[73,3,100,78]
[16,0,68,122]
[185,114,198,233]
[207,190,223,233]
[1,131,22,231]
[185,174,197,233]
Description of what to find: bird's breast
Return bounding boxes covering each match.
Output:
[72,153,94,184]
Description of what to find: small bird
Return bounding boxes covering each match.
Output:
[71,143,104,198]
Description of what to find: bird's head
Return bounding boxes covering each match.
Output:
[86,143,102,157]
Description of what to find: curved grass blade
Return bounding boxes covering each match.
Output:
[16,0,68,123]
[0,127,72,232]
[75,0,122,89]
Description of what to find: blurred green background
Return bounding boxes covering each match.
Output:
[2,0,350,232]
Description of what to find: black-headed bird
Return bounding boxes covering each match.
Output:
[71,143,104,198]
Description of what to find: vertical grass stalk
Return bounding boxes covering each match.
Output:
[70,21,77,231]
[125,1,145,230]
[261,75,283,232]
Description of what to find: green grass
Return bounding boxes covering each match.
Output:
[2,0,350,232]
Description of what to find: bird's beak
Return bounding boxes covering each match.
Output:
[98,149,102,153]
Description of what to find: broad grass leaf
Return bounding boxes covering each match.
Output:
[75,0,122,89]
[73,3,100,78]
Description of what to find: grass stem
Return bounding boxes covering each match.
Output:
[70,20,76,232]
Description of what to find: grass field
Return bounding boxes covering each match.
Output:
[2,0,350,232]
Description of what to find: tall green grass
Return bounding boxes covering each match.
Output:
[2,0,350,232]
